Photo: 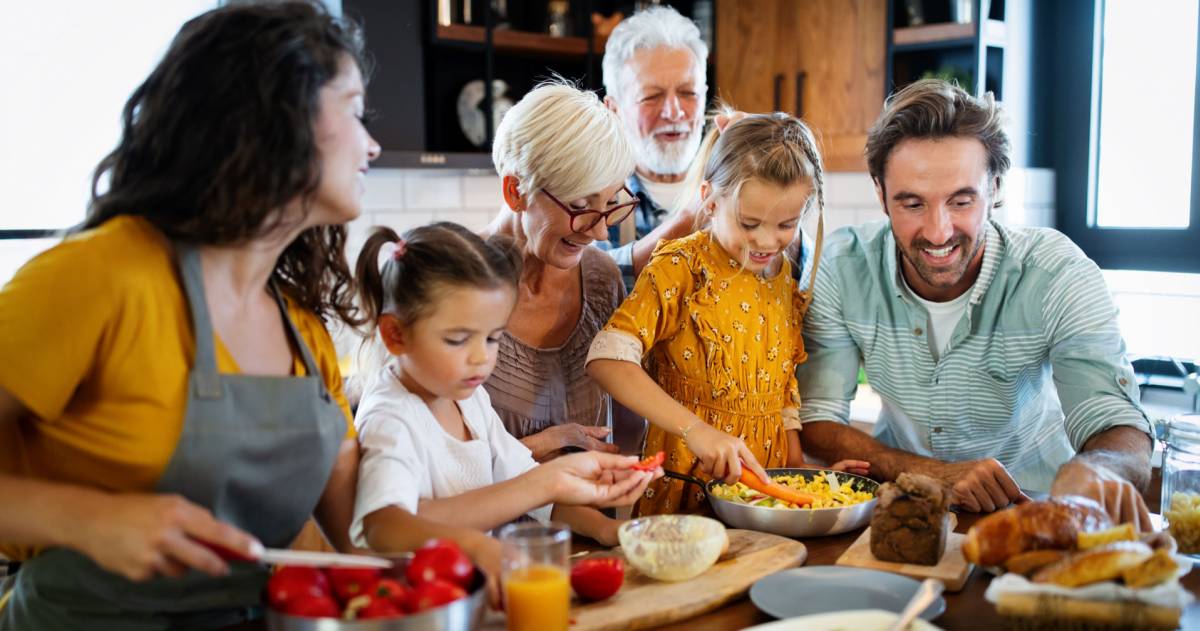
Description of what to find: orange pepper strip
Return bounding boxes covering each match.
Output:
[738,468,819,507]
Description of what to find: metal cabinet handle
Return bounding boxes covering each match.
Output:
[773,74,784,112]
[795,71,807,118]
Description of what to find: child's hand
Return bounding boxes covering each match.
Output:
[461,534,504,610]
[685,422,768,484]
[829,459,871,477]
[543,452,658,508]
[594,518,622,547]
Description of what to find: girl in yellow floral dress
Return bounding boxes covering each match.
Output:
[586,113,868,516]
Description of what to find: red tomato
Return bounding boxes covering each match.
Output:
[266,566,330,608]
[631,451,665,472]
[407,539,475,588]
[326,567,382,604]
[358,596,404,619]
[344,593,405,620]
[374,577,412,610]
[283,594,340,618]
[570,557,624,601]
[408,579,468,612]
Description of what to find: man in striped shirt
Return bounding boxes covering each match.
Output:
[796,80,1154,528]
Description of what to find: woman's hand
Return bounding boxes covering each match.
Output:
[685,422,768,484]
[75,493,259,582]
[540,452,658,508]
[521,423,619,462]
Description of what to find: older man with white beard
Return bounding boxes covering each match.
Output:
[598,6,818,294]
[598,6,709,292]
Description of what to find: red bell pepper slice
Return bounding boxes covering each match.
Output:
[630,451,665,471]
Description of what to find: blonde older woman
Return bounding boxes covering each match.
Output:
[481,82,642,461]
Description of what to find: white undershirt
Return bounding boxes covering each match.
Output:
[903,277,973,361]
[640,177,687,213]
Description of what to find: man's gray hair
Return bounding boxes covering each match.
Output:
[601,6,708,103]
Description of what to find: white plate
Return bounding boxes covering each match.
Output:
[750,566,946,620]
[746,609,945,631]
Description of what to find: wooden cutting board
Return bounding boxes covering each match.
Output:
[569,529,807,631]
[835,516,973,591]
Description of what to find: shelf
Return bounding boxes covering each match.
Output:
[435,24,603,58]
[892,19,1006,50]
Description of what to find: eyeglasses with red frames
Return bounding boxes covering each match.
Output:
[541,186,639,233]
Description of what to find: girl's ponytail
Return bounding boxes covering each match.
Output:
[354,226,402,335]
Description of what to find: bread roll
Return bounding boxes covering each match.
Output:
[963,496,1111,567]
[1032,541,1152,587]
[1003,549,1067,576]
[1122,549,1180,588]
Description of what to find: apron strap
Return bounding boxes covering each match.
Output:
[267,283,332,403]
[177,246,330,402]
[177,244,222,399]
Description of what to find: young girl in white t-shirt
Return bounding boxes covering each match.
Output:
[349,222,655,557]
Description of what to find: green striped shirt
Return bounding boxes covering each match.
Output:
[796,219,1151,492]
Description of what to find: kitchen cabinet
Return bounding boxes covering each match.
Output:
[342,1,715,170]
[885,0,1035,167]
[716,0,887,172]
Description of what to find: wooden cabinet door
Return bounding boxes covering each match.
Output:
[793,0,886,172]
[715,0,796,114]
[717,0,886,172]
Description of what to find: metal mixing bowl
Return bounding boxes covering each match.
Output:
[665,467,879,538]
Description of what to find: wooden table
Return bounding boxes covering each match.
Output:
[647,511,1200,630]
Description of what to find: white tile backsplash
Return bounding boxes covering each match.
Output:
[355,167,1057,271]
[403,171,462,209]
[371,209,435,232]
[434,209,494,232]
[462,174,503,209]
[361,170,405,210]
[825,172,881,206]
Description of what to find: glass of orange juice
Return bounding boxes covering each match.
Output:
[500,522,570,631]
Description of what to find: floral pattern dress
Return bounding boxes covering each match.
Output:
[587,230,815,516]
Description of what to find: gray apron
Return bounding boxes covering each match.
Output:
[1,245,346,630]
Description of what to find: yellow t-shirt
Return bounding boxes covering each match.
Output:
[0,216,353,559]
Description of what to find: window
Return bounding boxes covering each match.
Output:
[1057,0,1200,273]
[1093,0,1197,229]
[0,1,216,282]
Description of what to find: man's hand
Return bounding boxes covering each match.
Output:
[932,458,1029,512]
[1051,459,1151,532]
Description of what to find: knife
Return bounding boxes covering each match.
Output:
[198,538,393,569]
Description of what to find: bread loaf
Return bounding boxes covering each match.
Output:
[962,496,1111,567]
[869,472,950,565]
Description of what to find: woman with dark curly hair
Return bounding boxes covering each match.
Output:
[0,2,482,628]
